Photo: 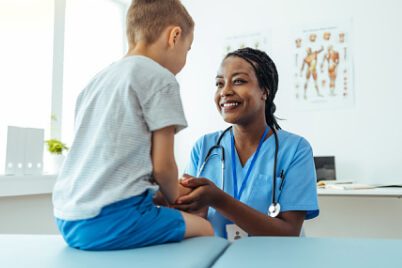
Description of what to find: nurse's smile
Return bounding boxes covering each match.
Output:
[220,100,241,113]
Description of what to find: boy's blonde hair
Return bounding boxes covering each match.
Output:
[126,0,194,46]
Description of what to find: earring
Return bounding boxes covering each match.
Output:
[264,90,270,100]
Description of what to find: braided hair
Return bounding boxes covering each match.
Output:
[224,47,281,130]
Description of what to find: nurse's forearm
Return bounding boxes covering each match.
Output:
[213,193,304,236]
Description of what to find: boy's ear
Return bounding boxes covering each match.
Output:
[167,26,182,48]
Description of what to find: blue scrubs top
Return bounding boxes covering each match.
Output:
[185,129,319,238]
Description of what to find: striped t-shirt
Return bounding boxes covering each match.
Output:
[53,56,187,220]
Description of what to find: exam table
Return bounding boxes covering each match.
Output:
[0,235,229,268]
[1,235,402,267]
[213,236,402,268]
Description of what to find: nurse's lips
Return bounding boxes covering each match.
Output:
[220,100,241,112]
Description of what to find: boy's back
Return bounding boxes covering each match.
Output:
[53,55,187,221]
[53,0,213,251]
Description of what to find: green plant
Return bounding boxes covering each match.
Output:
[45,139,69,155]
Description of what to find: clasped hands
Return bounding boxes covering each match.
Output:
[153,174,219,218]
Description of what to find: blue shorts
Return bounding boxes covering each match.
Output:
[56,190,185,250]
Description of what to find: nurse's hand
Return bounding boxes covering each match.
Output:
[174,175,221,212]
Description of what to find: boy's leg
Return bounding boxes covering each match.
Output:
[180,211,214,237]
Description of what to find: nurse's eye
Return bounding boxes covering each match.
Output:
[216,81,224,88]
[233,79,246,85]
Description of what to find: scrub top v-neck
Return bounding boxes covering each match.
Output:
[185,129,319,238]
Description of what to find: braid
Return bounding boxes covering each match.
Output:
[225,47,281,130]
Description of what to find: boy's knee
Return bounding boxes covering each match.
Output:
[203,221,214,236]
[181,212,214,237]
[196,216,214,236]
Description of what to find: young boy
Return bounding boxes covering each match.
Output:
[52,0,213,250]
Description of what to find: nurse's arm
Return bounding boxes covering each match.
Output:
[214,193,306,236]
[178,178,305,236]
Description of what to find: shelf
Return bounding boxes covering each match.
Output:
[0,175,56,197]
[318,187,402,198]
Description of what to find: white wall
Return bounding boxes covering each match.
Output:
[176,0,402,184]
[0,194,57,234]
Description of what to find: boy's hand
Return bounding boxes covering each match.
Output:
[175,176,220,213]
[153,180,193,207]
[178,181,192,197]
[153,191,169,207]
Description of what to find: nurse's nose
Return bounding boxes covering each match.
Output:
[220,83,234,97]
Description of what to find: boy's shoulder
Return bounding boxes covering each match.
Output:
[113,56,179,91]
[78,55,179,100]
[121,56,176,80]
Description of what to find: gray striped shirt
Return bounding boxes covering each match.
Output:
[53,56,187,220]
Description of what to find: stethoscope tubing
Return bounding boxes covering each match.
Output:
[197,125,280,215]
[272,128,279,206]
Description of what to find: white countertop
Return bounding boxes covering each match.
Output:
[0,175,56,197]
[318,187,402,197]
[1,175,402,198]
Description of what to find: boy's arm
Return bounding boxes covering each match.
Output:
[151,126,179,204]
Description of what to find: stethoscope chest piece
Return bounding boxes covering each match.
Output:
[268,203,280,218]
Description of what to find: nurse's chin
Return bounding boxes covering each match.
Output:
[220,113,244,125]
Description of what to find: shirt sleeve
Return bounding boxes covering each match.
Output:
[280,138,319,220]
[184,136,203,177]
[141,84,188,133]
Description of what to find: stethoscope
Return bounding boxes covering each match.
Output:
[196,125,281,218]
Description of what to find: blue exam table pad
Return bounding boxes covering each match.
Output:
[213,236,402,268]
[0,235,229,268]
[2,235,402,268]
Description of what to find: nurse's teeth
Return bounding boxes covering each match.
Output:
[223,102,239,107]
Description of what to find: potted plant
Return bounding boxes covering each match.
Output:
[45,139,68,174]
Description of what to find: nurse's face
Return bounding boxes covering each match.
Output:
[215,56,267,125]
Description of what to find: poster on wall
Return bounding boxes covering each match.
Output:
[293,21,354,110]
[222,31,272,58]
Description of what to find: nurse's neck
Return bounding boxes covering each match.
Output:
[233,119,269,149]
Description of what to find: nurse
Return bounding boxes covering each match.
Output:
[175,47,319,239]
